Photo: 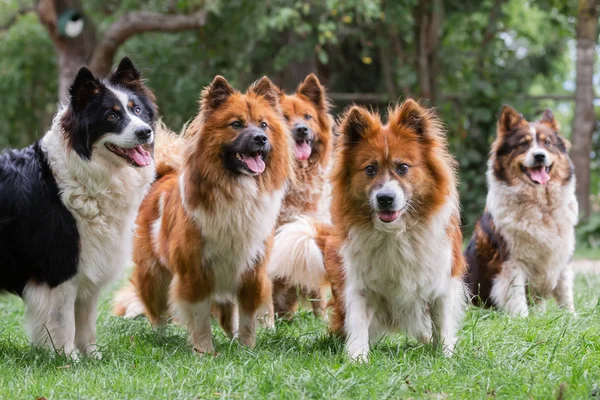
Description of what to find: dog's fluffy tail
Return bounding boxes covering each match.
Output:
[153,119,185,176]
[267,217,332,292]
[112,281,146,318]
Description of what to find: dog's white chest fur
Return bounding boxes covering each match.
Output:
[487,176,578,295]
[186,176,284,294]
[342,205,454,336]
[42,130,154,296]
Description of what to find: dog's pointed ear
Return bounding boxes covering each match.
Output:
[69,67,102,110]
[249,76,279,109]
[110,57,141,88]
[558,136,571,153]
[202,75,235,111]
[338,105,375,145]
[498,105,524,136]
[298,73,326,110]
[391,99,428,136]
[539,108,559,131]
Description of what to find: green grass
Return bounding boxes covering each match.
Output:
[1,274,600,399]
[573,245,600,261]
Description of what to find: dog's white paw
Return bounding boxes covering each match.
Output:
[87,349,103,360]
[348,347,369,363]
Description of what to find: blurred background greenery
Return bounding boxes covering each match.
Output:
[0,0,599,244]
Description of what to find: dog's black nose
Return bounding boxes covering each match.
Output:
[252,132,268,146]
[376,192,396,208]
[294,124,309,139]
[534,153,546,163]
[136,127,152,141]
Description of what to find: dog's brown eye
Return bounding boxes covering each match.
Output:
[231,121,242,129]
[260,121,268,129]
[106,112,118,122]
[304,114,312,120]
[134,106,141,115]
[365,165,377,177]
[396,164,409,175]
[544,138,551,146]
[283,114,290,122]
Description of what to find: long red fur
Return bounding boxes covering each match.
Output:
[326,100,466,335]
[129,76,292,350]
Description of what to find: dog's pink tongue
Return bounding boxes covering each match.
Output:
[378,211,400,223]
[529,167,550,185]
[126,146,152,167]
[242,154,266,174]
[294,142,312,161]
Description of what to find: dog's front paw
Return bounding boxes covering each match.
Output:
[259,315,275,330]
[66,348,81,362]
[348,347,369,363]
[441,344,455,357]
[193,347,216,356]
[87,349,103,360]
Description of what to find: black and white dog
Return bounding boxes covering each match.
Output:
[0,57,156,358]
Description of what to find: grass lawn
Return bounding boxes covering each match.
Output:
[573,245,600,261]
[1,272,599,399]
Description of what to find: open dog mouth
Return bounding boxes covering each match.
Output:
[105,143,153,167]
[376,204,408,223]
[234,150,266,174]
[377,210,400,223]
[521,164,552,185]
[294,139,313,161]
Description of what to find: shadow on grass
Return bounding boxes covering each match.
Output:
[0,335,91,369]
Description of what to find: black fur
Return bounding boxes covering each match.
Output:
[222,127,270,175]
[61,60,156,160]
[464,212,509,307]
[0,141,80,295]
[0,57,157,297]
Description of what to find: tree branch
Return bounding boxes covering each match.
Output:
[328,92,600,103]
[0,5,35,32]
[374,15,398,101]
[36,0,59,39]
[90,10,208,75]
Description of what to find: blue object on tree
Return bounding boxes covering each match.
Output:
[58,9,85,38]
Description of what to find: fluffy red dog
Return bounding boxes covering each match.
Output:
[267,74,334,320]
[275,100,466,360]
[122,76,292,353]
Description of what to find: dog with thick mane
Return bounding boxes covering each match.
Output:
[267,74,334,320]
[116,76,292,353]
[464,106,578,316]
[273,100,466,361]
[274,73,334,227]
[0,57,156,358]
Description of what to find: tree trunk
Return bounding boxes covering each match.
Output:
[414,0,443,105]
[36,0,208,103]
[378,34,398,101]
[572,0,599,219]
[37,0,97,103]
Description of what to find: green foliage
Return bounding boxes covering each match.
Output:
[577,213,600,249]
[0,13,58,148]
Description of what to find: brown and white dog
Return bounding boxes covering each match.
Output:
[465,106,578,316]
[266,74,334,320]
[273,100,466,360]
[114,76,292,353]
[274,74,334,226]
